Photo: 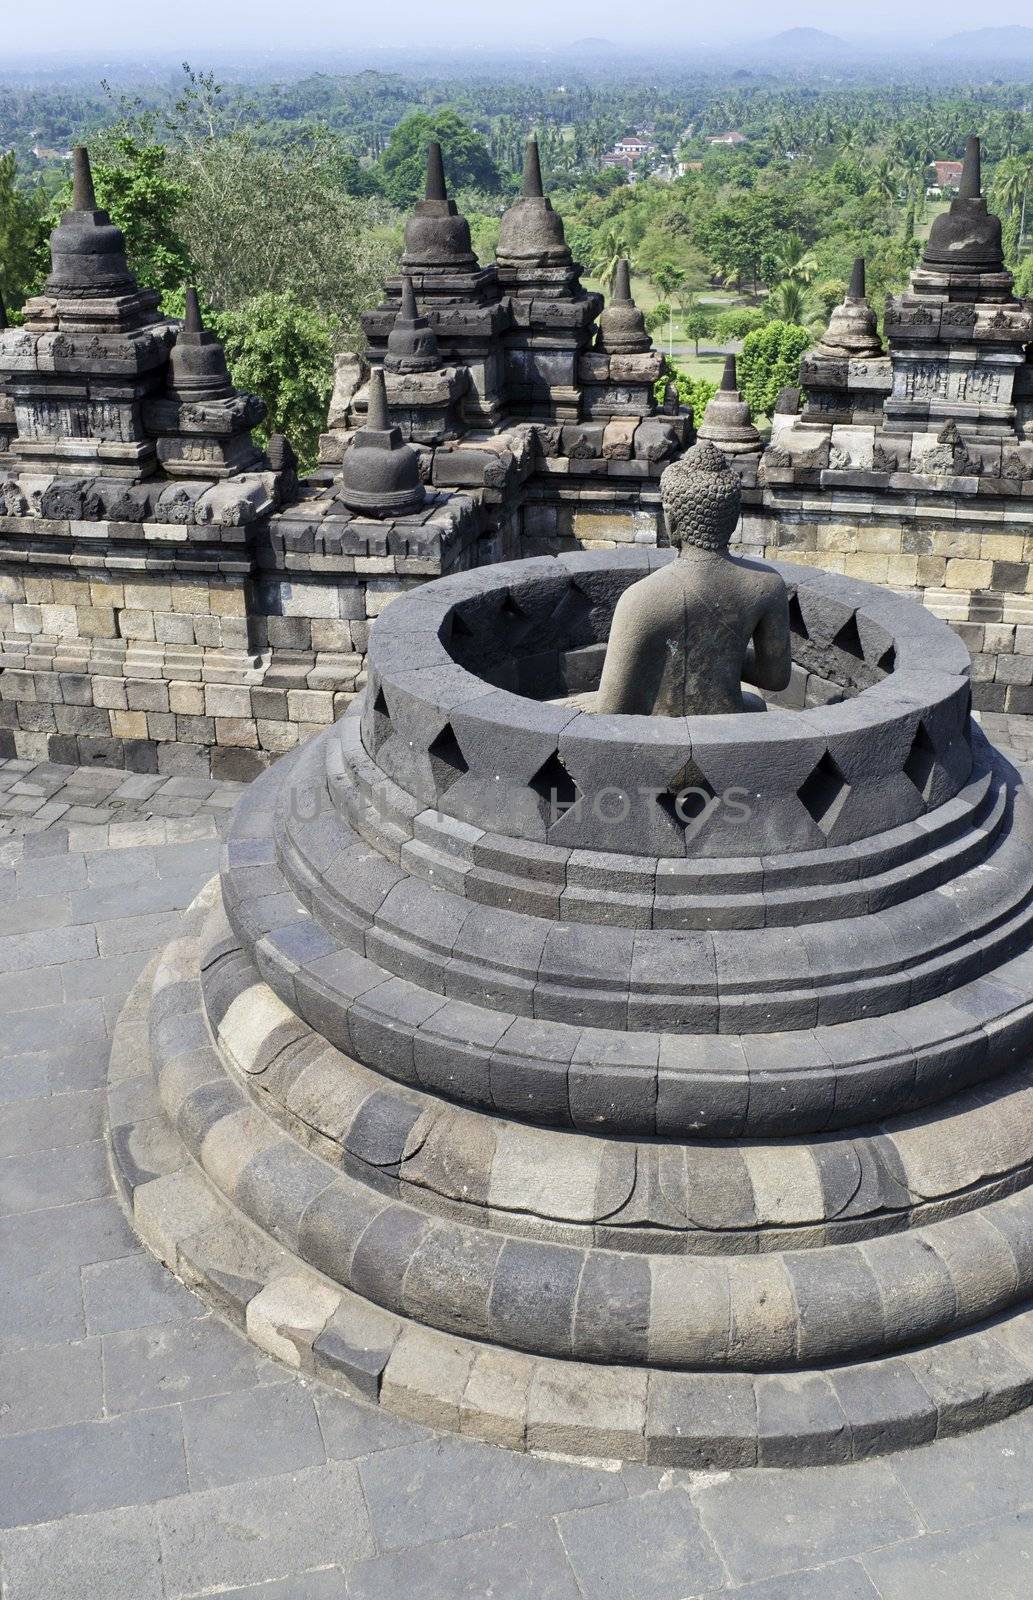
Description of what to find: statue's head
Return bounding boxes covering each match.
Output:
[660,440,742,552]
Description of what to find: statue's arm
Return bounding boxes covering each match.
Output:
[596,592,662,714]
[743,589,792,692]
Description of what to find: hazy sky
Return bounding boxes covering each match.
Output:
[6,0,1033,57]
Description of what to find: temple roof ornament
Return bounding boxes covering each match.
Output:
[384,275,442,373]
[697,355,762,456]
[338,365,426,517]
[814,257,883,358]
[401,142,479,272]
[46,146,140,300]
[921,135,1004,276]
[166,288,235,400]
[596,259,651,354]
[496,138,573,268]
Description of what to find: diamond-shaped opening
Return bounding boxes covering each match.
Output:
[658,759,717,832]
[878,644,897,673]
[447,608,473,640]
[369,685,393,755]
[529,751,581,819]
[904,720,939,802]
[832,612,865,661]
[427,722,469,794]
[798,751,851,835]
[549,580,596,646]
[788,592,809,639]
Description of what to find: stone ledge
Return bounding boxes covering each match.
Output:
[107,920,1033,1467]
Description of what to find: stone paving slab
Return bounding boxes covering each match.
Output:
[2,746,1033,1597]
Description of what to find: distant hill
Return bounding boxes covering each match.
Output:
[566,37,619,54]
[931,25,1033,58]
[764,28,849,55]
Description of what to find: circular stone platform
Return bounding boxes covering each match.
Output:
[108,550,1033,1467]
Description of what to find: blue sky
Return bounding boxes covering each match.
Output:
[6,1,1033,57]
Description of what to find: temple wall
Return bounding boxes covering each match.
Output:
[743,488,1033,713]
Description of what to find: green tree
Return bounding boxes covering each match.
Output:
[0,152,45,315]
[1014,254,1033,298]
[43,138,194,305]
[713,307,766,341]
[655,359,718,427]
[213,291,334,468]
[739,320,813,417]
[684,308,714,356]
[379,110,500,209]
[175,131,401,343]
[590,226,631,295]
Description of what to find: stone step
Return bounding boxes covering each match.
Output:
[108,913,1033,1469]
[197,892,1033,1256]
[144,896,1033,1376]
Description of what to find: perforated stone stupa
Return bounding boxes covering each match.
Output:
[111,437,1033,1468]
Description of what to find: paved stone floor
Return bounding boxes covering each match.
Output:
[3,716,1033,1599]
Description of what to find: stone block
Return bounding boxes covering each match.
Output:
[245,1271,342,1369]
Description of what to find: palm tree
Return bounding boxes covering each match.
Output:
[766,279,824,331]
[651,264,684,355]
[591,228,631,296]
[771,232,817,286]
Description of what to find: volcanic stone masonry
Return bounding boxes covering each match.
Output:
[3,132,1033,775]
[109,439,1033,1465]
[0,139,684,777]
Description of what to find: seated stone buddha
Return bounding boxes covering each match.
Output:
[596,441,791,716]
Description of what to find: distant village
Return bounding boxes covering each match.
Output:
[599,128,969,192]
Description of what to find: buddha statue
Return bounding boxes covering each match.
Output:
[596,441,791,716]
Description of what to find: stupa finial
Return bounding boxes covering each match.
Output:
[367,365,390,432]
[522,137,544,199]
[426,142,447,202]
[399,274,419,322]
[71,146,97,211]
[849,256,866,300]
[183,286,202,333]
[720,354,738,392]
[613,259,633,304]
[960,134,982,201]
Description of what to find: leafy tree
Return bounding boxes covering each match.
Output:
[213,291,334,469]
[1014,254,1033,298]
[379,110,500,209]
[712,307,765,342]
[175,131,400,343]
[42,137,194,305]
[0,152,45,315]
[684,308,714,356]
[654,361,719,429]
[739,320,813,417]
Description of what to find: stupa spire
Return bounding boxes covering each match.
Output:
[399,274,418,321]
[960,135,981,201]
[183,286,203,333]
[921,130,1002,276]
[813,255,882,358]
[401,141,478,273]
[385,274,441,373]
[0,292,7,331]
[613,259,633,304]
[522,137,544,199]
[338,365,426,517]
[71,146,97,211]
[426,141,447,202]
[367,365,390,431]
[597,260,650,353]
[698,356,761,457]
